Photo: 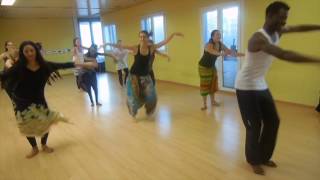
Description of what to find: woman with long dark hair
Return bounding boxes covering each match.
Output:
[198,29,244,110]
[104,31,183,117]
[0,41,96,158]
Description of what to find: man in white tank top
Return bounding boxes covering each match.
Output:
[235,1,320,175]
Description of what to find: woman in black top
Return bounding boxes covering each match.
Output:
[104,31,183,117]
[198,30,244,110]
[0,41,96,158]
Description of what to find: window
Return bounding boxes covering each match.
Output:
[141,14,166,51]
[78,20,104,54]
[103,24,117,51]
[202,4,240,90]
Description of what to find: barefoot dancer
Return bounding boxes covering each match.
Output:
[104,31,183,117]
[199,30,244,110]
[0,41,96,158]
[235,1,320,175]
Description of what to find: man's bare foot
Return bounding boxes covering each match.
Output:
[26,147,39,159]
[251,165,265,175]
[42,145,54,153]
[201,106,207,110]
[263,160,277,168]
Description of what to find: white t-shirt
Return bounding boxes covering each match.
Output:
[113,48,129,70]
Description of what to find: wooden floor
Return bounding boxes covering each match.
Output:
[0,73,319,180]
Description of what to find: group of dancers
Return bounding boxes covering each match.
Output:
[1,1,320,176]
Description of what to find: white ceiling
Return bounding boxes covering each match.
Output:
[0,0,151,18]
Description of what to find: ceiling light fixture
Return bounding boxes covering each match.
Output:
[1,0,16,6]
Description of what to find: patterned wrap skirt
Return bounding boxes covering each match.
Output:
[12,95,68,137]
[198,65,218,96]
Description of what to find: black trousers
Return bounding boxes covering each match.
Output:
[236,89,280,165]
[117,68,129,86]
[87,72,99,104]
[26,133,49,147]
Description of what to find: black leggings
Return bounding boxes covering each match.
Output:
[87,73,99,104]
[26,133,49,147]
[117,68,129,86]
[236,89,280,165]
[76,75,80,89]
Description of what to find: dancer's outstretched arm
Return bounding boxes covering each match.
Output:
[250,32,320,63]
[153,32,184,49]
[281,24,320,34]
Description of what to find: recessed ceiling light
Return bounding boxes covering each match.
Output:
[1,0,16,6]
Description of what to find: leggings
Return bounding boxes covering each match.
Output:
[26,133,49,147]
[117,68,129,86]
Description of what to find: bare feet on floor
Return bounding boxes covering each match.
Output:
[201,106,207,110]
[263,160,277,168]
[26,147,39,159]
[251,165,265,175]
[42,145,54,153]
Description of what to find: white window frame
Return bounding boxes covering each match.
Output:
[141,12,167,52]
[103,23,118,51]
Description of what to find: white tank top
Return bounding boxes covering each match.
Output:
[235,28,280,90]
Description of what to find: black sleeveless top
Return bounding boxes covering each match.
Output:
[198,42,222,68]
[130,45,151,76]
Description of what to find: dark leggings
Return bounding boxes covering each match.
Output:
[117,68,129,86]
[236,89,280,165]
[149,70,156,86]
[76,75,80,89]
[26,133,49,147]
[87,73,99,104]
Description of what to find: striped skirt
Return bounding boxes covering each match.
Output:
[126,74,157,117]
[198,65,218,96]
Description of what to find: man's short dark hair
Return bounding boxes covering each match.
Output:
[266,1,290,17]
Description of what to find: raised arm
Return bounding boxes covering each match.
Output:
[281,24,320,34]
[97,52,118,60]
[250,33,320,63]
[205,43,222,56]
[221,43,245,57]
[80,45,90,50]
[153,32,184,49]
[4,59,15,69]
[47,61,75,71]
[101,43,137,52]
